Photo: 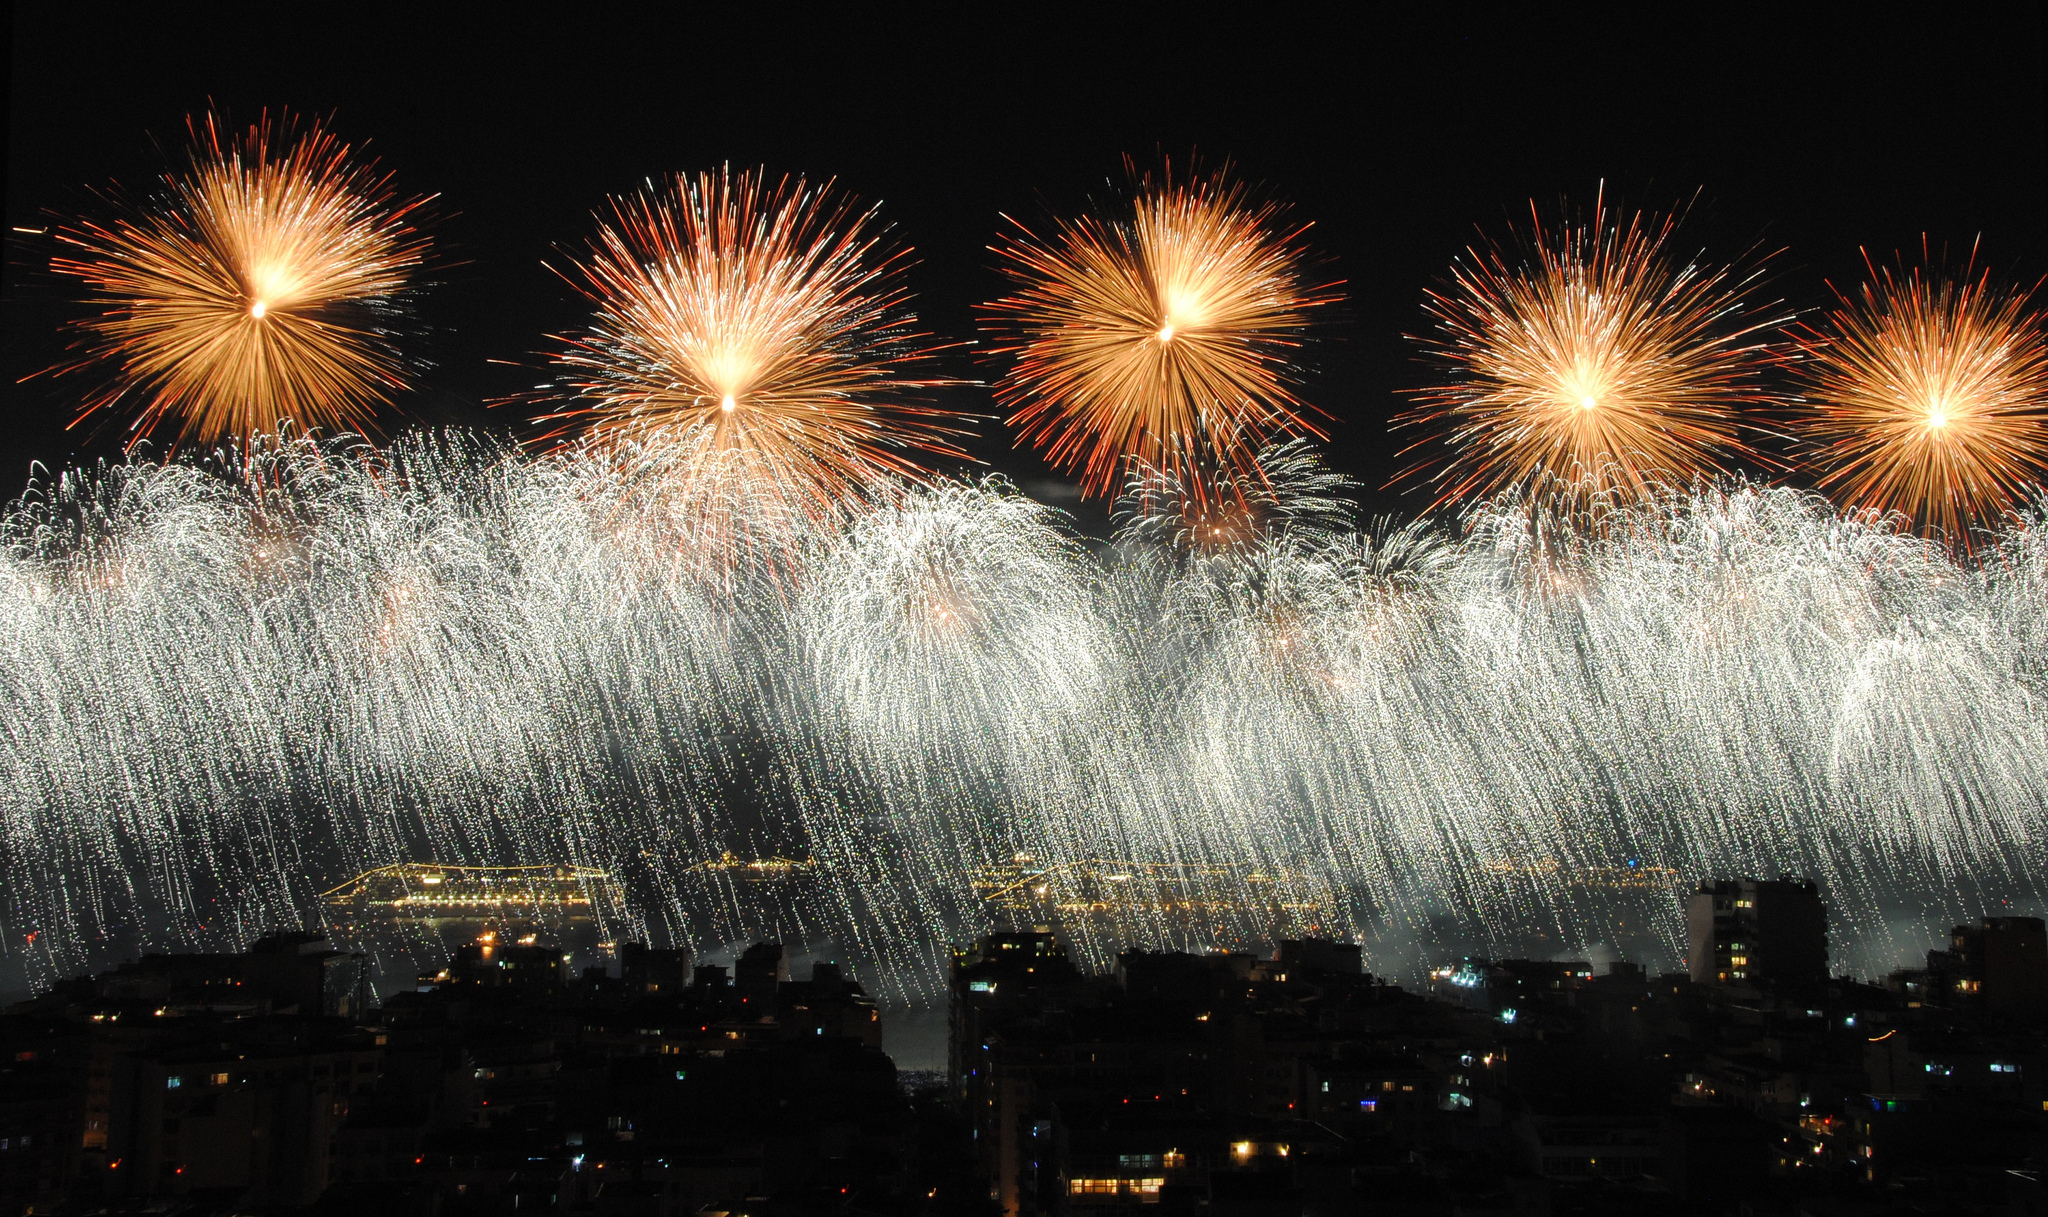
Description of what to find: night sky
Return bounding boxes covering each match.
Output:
[6,9,2044,523]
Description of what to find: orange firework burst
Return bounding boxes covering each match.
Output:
[1792,251,2048,542]
[981,161,1339,504]
[540,167,967,523]
[46,112,430,448]
[1398,196,1785,507]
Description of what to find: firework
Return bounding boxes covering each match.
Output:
[1399,196,1785,507]
[6,434,2044,999]
[982,162,1339,504]
[46,112,430,448]
[1792,252,2048,542]
[539,168,968,534]
[1114,439,1357,555]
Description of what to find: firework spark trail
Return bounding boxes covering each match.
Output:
[45,113,430,448]
[791,479,1132,975]
[2,436,2044,993]
[1399,196,1786,508]
[1792,252,2048,543]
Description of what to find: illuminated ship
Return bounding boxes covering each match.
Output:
[972,854,1337,953]
[319,863,625,942]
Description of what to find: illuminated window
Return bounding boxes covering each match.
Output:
[208,1072,229,1086]
[1069,1178,1160,1196]
[165,1076,181,1090]
[1359,1098,1378,1112]
[1161,1152,1185,1170]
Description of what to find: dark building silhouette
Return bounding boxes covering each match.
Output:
[4,895,2043,1214]
[0,933,929,1214]
[619,942,692,997]
[1926,916,2048,1016]
[1686,878,1828,987]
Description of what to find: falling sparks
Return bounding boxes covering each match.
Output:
[3,435,2044,997]
[45,111,430,447]
[1115,439,1357,556]
[1792,251,2048,543]
[1398,195,1786,507]
[982,161,1339,504]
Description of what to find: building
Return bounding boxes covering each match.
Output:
[1926,916,2048,1016]
[3,932,921,1213]
[619,941,693,996]
[1686,878,1827,987]
[948,929,1496,1217]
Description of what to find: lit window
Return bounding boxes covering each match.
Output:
[208,1072,229,1086]
[1162,1152,1185,1170]
[165,1076,181,1090]
[1360,1098,1378,1111]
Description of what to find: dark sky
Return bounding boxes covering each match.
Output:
[7,8,2044,521]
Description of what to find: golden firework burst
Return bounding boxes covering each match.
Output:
[47,111,430,448]
[981,161,1339,504]
[1792,251,2048,542]
[1398,196,1784,507]
[540,167,967,525]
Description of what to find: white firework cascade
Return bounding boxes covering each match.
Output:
[3,434,2045,994]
